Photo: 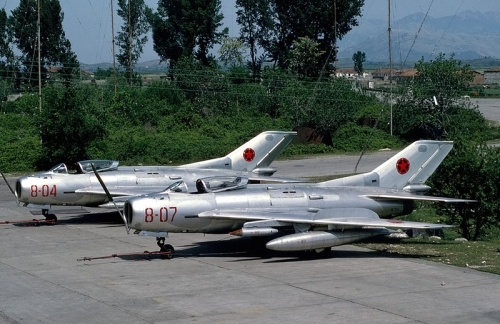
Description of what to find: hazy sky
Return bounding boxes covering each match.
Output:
[2,0,499,64]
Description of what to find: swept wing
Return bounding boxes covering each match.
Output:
[198,207,452,229]
[364,193,475,203]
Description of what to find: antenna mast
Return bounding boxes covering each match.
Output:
[111,0,117,95]
[128,0,132,86]
[37,0,42,113]
[388,0,393,135]
[334,0,337,70]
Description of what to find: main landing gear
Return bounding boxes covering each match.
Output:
[313,247,331,257]
[300,247,331,259]
[156,237,174,259]
[41,209,57,223]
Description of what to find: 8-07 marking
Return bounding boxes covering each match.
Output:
[144,207,177,223]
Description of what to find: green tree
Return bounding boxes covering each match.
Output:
[218,37,247,67]
[262,0,364,73]
[0,9,16,72]
[390,53,481,141]
[387,53,496,240]
[262,69,369,133]
[37,85,107,169]
[0,8,18,103]
[8,0,79,88]
[115,0,151,85]
[150,0,228,68]
[429,139,500,241]
[235,0,273,81]
[352,50,365,74]
[170,58,230,115]
[288,37,325,77]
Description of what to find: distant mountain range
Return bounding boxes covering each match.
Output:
[80,60,168,73]
[82,10,500,72]
[337,10,500,67]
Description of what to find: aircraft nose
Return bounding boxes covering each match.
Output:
[15,177,25,200]
[123,201,134,226]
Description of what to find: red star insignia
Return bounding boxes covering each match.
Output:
[243,148,255,162]
[396,158,410,175]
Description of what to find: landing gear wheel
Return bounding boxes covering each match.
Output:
[45,214,57,224]
[160,244,174,259]
[314,247,331,258]
[156,237,174,259]
[302,247,331,259]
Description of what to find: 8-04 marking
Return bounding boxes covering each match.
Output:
[144,207,177,223]
[30,185,57,198]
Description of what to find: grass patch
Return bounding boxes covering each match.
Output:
[355,206,500,275]
[357,238,500,275]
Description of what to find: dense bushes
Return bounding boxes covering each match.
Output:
[0,60,494,177]
[0,66,394,173]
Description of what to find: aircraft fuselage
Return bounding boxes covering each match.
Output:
[124,185,414,234]
[15,168,248,207]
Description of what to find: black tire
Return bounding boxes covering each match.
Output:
[301,247,331,259]
[160,244,174,259]
[45,214,57,224]
[314,247,331,258]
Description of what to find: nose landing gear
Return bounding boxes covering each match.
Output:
[42,209,58,223]
[156,237,174,259]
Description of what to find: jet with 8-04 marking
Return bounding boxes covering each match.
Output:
[14,131,297,222]
[120,140,475,258]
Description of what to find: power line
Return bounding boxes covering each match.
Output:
[403,0,434,66]
[428,0,465,60]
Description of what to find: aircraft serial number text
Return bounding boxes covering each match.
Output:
[30,185,57,198]
[144,207,177,222]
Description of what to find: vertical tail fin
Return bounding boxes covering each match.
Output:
[181,131,297,172]
[322,141,453,190]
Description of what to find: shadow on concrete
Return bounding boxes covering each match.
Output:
[78,236,398,263]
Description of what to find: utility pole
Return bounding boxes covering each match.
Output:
[111,0,117,95]
[388,0,393,136]
[37,0,42,113]
[128,0,132,86]
[334,0,337,71]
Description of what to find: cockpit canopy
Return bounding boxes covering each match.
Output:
[197,176,248,193]
[47,160,119,174]
[48,163,69,174]
[162,181,189,193]
[76,160,119,173]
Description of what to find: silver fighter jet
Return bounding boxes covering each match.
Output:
[122,140,474,258]
[14,131,297,221]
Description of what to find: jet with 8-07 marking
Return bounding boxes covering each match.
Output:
[13,131,297,221]
[120,140,475,258]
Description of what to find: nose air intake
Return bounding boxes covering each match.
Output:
[15,179,22,199]
[124,201,133,226]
